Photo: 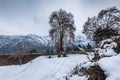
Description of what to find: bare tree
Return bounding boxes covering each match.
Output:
[8,44,25,65]
[49,9,76,56]
[83,7,120,43]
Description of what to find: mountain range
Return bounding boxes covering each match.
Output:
[0,34,94,54]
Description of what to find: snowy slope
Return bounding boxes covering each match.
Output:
[0,49,119,80]
[96,38,120,80]
[99,54,120,80]
[0,54,89,80]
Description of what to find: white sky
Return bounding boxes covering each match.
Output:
[0,0,120,36]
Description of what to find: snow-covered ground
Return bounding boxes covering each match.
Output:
[94,39,117,57]
[0,54,90,80]
[0,50,120,80]
[97,38,120,80]
[99,54,120,80]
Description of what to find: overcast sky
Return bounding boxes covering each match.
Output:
[0,0,120,36]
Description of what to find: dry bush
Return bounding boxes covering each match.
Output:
[72,64,106,80]
[86,65,106,80]
[92,53,101,62]
[8,45,25,65]
[112,35,120,53]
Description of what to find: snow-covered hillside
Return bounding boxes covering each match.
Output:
[99,54,120,80]
[0,54,89,80]
[0,34,52,54]
[0,48,120,80]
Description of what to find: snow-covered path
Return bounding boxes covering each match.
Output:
[0,54,89,80]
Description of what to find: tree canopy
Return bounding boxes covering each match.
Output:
[49,9,76,53]
[83,7,120,43]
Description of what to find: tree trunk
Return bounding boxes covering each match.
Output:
[58,26,64,57]
[60,26,64,52]
[60,37,63,51]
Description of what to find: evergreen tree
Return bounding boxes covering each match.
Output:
[29,49,37,53]
[87,43,92,50]
[94,27,118,43]
[82,46,86,50]
[78,44,82,48]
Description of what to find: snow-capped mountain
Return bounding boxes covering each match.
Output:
[0,34,52,54]
[74,34,95,48]
[0,34,94,54]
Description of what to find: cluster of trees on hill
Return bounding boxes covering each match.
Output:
[71,43,93,52]
[83,7,120,44]
[49,7,120,57]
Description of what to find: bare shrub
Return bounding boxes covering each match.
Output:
[8,44,25,65]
